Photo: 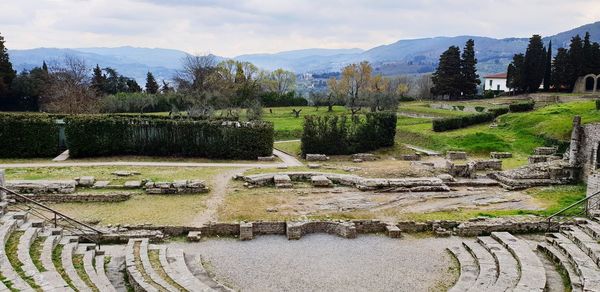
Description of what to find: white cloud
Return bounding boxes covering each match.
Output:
[1,0,600,56]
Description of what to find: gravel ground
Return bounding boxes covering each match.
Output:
[172,234,462,292]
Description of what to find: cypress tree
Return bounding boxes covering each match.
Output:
[552,48,570,91]
[0,32,16,99]
[543,41,552,91]
[145,72,159,94]
[583,32,594,75]
[523,35,545,93]
[42,61,48,73]
[91,65,106,94]
[591,42,600,74]
[431,46,462,99]
[567,35,584,89]
[507,53,526,92]
[460,39,480,96]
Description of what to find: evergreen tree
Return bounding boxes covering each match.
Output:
[507,54,526,92]
[460,39,480,96]
[543,41,552,91]
[91,64,106,94]
[126,79,142,93]
[583,32,594,75]
[552,48,570,91]
[42,61,48,73]
[145,72,159,94]
[431,46,462,99]
[0,32,16,99]
[523,35,545,92]
[590,42,600,74]
[567,35,584,89]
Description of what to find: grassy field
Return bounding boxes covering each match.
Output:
[263,106,350,140]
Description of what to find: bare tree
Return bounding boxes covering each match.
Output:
[415,74,433,100]
[40,55,99,114]
[174,54,218,92]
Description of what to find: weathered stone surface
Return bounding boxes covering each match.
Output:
[274,175,292,188]
[528,155,560,164]
[490,159,572,190]
[111,171,140,177]
[187,231,202,242]
[472,159,502,171]
[145,180,209,194]
[286,221,357,240]
[305,154,329,161]
[446,161,475,178]
[92,181,110,189]
[386,224,402,238]
[447,151,467,160]
[258,156,275,161]
[400,154,421,161]
[307,163,321,169]
[311,175,333,187]
[123,181,142,189]
[75,176,95,187]
[352,153,377,161]
[240,222,253,241]
[490,152,513,159]
[534,146,557,155]
[6,180,77,194]
[437,174,456,182]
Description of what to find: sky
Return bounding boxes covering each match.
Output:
[2,0,600,57]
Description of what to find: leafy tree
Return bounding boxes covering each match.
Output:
[552,48,570,91]
[543,41,552,91]
[460,39,480,96]
[431,46,462,99]
[145,72,159,94]
[0,32,16,99]
[523,35,545,92]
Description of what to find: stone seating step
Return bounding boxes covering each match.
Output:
[546,233,600,290]
[0,219,32,291]
[40,233,74,291]
[184,253,231,291]
[579,219,600,240]
[125,239,160,292]
[140,240,179,291]
[462,241,497,290]
[491,232,546,291]
[537,242,584,292]
[94,255,117,291]
[61,242,94,291]
[476,236,519,291]
[18,227,57,290]
[561,226,600,267]
[164,247,215,292]
[447,245,478,292]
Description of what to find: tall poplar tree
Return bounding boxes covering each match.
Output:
[0,32,16,99]
[543,41,552,91]
[145,72,159,94]
[523,35,545,92]
[551,48,570,91]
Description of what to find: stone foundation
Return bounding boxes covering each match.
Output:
[528,155,560,164]
[352,153,378,161]
[7,193,131,203]
[446,151,467,160]
[286,221,357,240]
[6,180,77,194]
[490,152,513,159]
[305,154,329,161]
[400,154,421,161]
[144,180,209,194]
[534,146,557,155]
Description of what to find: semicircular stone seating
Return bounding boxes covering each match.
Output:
[0,207,229,292]
[449,216,600,292]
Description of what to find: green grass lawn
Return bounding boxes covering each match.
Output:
[263,106,350,140]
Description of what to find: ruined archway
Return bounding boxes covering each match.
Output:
[585,75,596,91]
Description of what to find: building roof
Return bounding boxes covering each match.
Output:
[484,73,507,79]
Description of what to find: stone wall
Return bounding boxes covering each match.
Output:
[6,180,77,194]
[8,193,131,203]
[586,173,600,212]
[144,180,209,194]
[579,123,600,181]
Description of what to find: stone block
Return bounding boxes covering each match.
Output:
[239,222,253,241]
[305,154,329,161]
[490,152,513,159]
[352,153,377,161]
[446,151,467,160]
[528,155,559,164]
[311,175,333,187]
[386,224,402,238]
[307,163,321,169]
[534,146,557,155]
[187,231,202,242]
[352,159,363,163]
[111,171,140,177]
[437,174,456,182]
[274,175,292,188]
[123,181,142,188]
[258,156,275,161]
[76,176,95,187]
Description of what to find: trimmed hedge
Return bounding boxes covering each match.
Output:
[509,101,535,112]
[432,112,496,132]
[0,113,60,158]
[596,99,600,110]
[488,106,509,116]
[301,112,397,156]
[65,116,274,159]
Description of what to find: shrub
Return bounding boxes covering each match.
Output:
[596,99,600,110]
[488,106,509,116]
[432,112,496,132]
[65,116,274,159]
[301,112,397,156]
[509,101,535,112]
[0,113,60,158]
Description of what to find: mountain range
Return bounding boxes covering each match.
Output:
[8,21,600,84]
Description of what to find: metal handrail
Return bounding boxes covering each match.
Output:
[546,190,600,230]
[0,186,103,239]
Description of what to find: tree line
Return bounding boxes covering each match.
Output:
[429,39,481,100]
[507,32,600,93]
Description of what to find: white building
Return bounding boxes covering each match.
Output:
[483,73,508,92]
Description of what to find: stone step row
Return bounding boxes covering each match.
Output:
[448,232,546,292]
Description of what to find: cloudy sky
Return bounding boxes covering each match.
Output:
[2,0,600,57]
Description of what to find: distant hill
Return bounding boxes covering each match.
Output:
[8,21,600,81]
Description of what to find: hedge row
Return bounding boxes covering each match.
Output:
[64,116,274,159]
[509,101,535,112]
[0,113,60,158]
[432,112,497,132]
[301,112,397,155]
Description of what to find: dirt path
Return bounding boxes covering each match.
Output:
[192,168,248,226]
[273,149,303,167]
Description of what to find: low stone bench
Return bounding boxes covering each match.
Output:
[274,175,292,188]
[528,155,559,164]
[446,151,467,160]
[491,232,546,291]
[386,224,401,238]
[62,242,92,291]
[311,175,332,187]
[490,152,513,159]
[472,159,502,171]
[75,176,95,187]
[477,236,519,291]
[447,245,478,292]
[462,241,497,289]
[305,154,330,161]
[351,153,377,161]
